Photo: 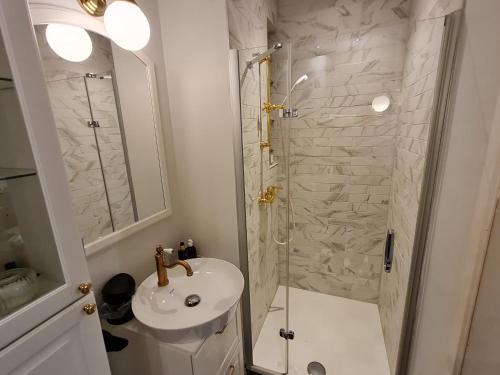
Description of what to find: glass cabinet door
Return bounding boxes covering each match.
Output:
[0,1,91,350]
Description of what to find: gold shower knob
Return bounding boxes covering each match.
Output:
[83,303,97,315]
[78,282,92,295]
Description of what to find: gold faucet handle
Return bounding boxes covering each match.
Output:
[155,244,163,255]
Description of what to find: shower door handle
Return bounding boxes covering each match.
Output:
[384,229,394,273]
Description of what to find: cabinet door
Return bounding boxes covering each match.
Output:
[0,293,110,375]
[0,0,93,349]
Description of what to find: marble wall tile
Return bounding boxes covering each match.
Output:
[411,0,464,21]
[273,0,408,303]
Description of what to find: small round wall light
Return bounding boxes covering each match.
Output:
[46,23,93,62]
[371,95,391,113]
[104,0,150,51]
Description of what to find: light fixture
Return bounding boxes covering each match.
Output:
[45,23,93,62]
[77,0,150,51]
[104,0,150,51]
[372,95,391,113]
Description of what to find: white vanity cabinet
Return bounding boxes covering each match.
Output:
[104,308,245,375]
[0,1,110,374]
[0,293,109,375]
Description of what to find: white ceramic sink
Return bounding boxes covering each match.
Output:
[132,257,244,343]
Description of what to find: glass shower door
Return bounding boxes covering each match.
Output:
[238,41,293,374]
[270,41,293,375]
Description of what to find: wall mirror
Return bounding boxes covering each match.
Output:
[29,8,171,254]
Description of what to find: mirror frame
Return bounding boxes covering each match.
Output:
[29,0,172,256]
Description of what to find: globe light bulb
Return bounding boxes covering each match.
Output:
[104,0,150,51]
[45,23,92,62]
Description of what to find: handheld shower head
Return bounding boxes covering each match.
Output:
[291,74,308,91]
[281,74,309,105]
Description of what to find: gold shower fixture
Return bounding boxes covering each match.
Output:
[260,57,285,150]
[77,0,107,16]
[258,185,282,206]
[77,0,139,16]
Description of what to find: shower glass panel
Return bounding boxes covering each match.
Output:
[85,73,137,232]
[238,41,292,374]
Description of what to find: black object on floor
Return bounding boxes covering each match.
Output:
[101,273,136,325]
[102,330,128,352]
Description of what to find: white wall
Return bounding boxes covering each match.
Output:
[461,200,500,374]
[85,0,184,295]
[408,0,500,373]
[158,0,240,265]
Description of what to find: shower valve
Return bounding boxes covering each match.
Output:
[257,185,282,206]
[279,328,295,340]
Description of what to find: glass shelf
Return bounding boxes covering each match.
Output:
[0,168,36,181]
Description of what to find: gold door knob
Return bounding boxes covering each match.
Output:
[83,303,97,315]
[78,282,92,295]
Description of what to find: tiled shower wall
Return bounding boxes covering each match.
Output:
[379,0,463,373]
[272,0,410,302]
[35,27,134,243]
[227,0,281,346]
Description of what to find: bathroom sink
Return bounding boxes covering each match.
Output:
[132,257,244,343]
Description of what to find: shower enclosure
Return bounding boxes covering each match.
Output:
[231,2,462,373]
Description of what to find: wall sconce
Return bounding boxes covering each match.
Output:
[371,95,391,113]
[103,0,150,51]
[45,23,93,62]
[78,0,150,51]
[46,0,150,62]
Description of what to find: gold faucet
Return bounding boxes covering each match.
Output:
[155,245,193,287]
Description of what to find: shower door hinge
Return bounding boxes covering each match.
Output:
[281,108,298,118]
[87,120,100,128]
[279,328,295,340]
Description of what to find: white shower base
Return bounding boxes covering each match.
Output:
[253,286,390,375]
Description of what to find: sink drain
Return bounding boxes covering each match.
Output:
[185,294,201,307]
[307,361,326,375]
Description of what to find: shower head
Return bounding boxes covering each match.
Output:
[247,42,284,68]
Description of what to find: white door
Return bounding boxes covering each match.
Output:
[0,293,110,375]
[0,0,95,350]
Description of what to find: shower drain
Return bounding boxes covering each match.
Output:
[307,361,326,375]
